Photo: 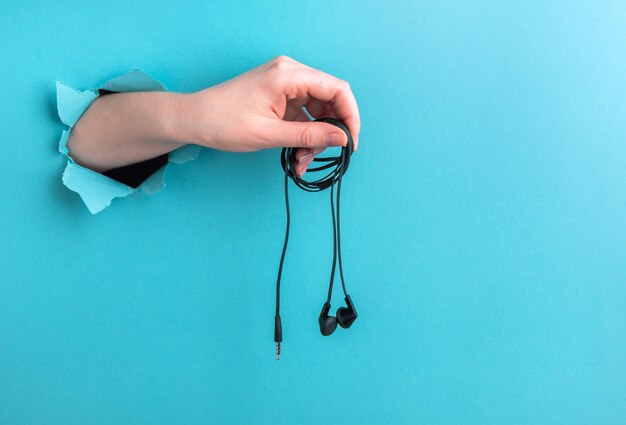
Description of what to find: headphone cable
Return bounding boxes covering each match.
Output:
[274,118,354,359]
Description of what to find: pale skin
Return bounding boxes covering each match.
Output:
[68,56,360,178]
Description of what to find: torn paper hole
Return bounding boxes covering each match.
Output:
[56,69,202,214]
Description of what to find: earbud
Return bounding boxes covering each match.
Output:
[318,295,358,336]
[336,295,358,329]
[318,302,338,336]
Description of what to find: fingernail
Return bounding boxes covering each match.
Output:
[295,149,310,161]
[300,153,314,163]
[296,164,306,177]
[326,132,346,147]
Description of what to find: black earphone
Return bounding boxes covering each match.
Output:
[274,117,358,359]
[318,295,358,336]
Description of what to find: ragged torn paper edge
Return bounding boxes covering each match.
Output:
[56,69,202,214]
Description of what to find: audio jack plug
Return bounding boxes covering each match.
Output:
[274,315,282,360]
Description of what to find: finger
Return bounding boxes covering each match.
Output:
[290,108,312,122]
[284,97,311,121]
[261,119,347,149]
[295,146,325,161]
[304,98,332,119]
[295,161,307,178]
[285,68,361,151]
[294,147,325,177]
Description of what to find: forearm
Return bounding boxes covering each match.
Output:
[67,91,194,172]
[65,57,360,176]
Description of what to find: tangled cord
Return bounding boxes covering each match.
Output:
[274,118,354,358]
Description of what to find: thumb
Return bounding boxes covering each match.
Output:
[265,120,347,148]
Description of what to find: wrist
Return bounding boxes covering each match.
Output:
[166,90,217,148]
[160,92,194,146]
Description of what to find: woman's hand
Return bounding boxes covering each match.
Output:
[68,56,360,177]
[177,55,360,176]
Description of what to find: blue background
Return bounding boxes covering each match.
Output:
[1,1,625,424]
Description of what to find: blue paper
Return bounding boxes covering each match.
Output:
[56,69,201,214]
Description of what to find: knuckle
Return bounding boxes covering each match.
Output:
[273,55,292,62]
[270,55,293,72]
[340,79,351,91]
[298,124,317,148]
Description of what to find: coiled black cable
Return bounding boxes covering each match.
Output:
[274,118,354,358]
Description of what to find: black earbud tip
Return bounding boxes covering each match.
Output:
[336,306,357,329]
[320,316,338,336]
[337,295,358,329]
